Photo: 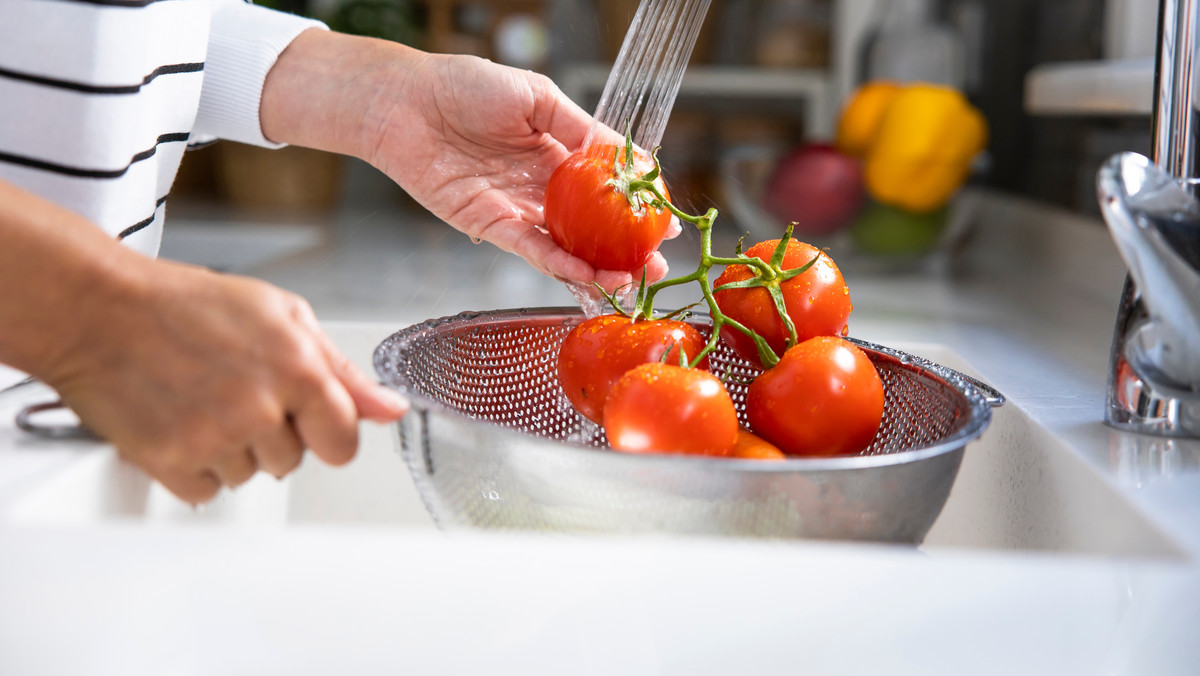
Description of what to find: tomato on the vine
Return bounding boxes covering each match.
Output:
[713,238,852,367]
[604,362,738,456]
[746,336,884,457]
[544,144,672,272]
[558,314,708,423]
[729,430,786,460]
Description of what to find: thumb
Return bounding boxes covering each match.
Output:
[308,325,410,423]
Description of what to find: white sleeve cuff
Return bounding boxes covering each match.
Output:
[193,2,327,148]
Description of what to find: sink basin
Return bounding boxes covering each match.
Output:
[0,341,1184,561]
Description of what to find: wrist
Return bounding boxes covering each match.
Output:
[260,29,423,161]
[0,189,157,384]
[33,244,159,389]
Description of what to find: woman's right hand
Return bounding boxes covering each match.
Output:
[42,259,409,504]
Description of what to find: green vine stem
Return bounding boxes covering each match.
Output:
[617,146,820,370]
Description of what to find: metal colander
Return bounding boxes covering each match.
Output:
[374,307,1002,544]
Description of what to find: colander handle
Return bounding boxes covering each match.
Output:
[953,372,1005,408]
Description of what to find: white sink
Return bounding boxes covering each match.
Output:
[1,341,1184,561]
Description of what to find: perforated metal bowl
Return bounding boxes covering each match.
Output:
[374,307,1002,544]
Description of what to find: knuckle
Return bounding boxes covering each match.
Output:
[327,349,356,379]
[224,472,252,490]
[274,451,305,477]
[287,361,329,398]
[165,473,221,505]
[312,420,359,467]
[238,393,284,432]
[182,431,227,466]
[282,293,317,325]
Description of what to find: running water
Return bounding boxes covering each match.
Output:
[585,0,712,151]
[569,0,712,317]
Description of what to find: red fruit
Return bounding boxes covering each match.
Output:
[763,143,866,236]
[713,238,853,368]
[746,337,884,457]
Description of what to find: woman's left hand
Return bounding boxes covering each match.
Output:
[262,30,678,292]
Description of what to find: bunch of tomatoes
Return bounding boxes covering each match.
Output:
[544,137,885,460]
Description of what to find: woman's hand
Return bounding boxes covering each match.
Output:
[0,181,408,503]
[48,261,409,503]
[261,30,678,293]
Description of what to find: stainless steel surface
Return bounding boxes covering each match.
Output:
[2,378,100,442]
[374,308,1000,544]
[14,401,99,442]
[1104,0,1200,437]
[1100,152,1200,435]
[1152,0,1198,180]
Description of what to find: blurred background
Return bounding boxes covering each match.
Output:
[163,0,1161,317]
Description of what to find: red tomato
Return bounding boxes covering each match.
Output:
[544,144,673,271]
[713,238,852,367]
[558,314,708,423]
[729,430,786,460]
[604,362,738,456]
[746,336,884,457]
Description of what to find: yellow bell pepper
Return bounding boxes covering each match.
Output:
[835,80,902,158]
[837,82,987,214]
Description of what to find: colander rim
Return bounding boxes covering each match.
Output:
[373,307,999,472]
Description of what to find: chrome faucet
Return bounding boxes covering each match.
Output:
[1101,0,1200,437]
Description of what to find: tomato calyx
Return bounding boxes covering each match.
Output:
[614,148,820,370]
[605,131,668,217]
[711,224,822,356]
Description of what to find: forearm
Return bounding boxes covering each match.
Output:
[0,180,148,378]
[260,29,422,160]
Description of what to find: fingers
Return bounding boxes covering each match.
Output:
[211,448,258,489]
[155,468,222,505]
[469,212,676,295]
[306,325,409,423]
[642,251,671,284]
[473,216,595,282]
[291,376,361,468]
[251,421,305,478]
[593,269,635,295]
[665,215,683,240]
[531,75,597,152]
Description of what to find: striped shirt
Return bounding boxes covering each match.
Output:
[0,0,325,257]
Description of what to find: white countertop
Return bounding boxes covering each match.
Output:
[2,189,1199,674]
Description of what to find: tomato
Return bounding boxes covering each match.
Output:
[558,314,708,423]
[746,336,884,457]
[604,362,738,456]
[544,144,672,272]
[729,430,786,460]
[713,238,852,367]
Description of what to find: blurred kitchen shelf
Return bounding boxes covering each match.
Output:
[160,219,326,273]
[558,64,835,137]
[1024,58,1154,116]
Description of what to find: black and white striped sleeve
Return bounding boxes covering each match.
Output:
[193,0,327,148]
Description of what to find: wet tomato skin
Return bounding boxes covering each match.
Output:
[603,362,739,456]
[544,144,672,272]
[557,314,708,423]
[713,239,852,367]
[746,336,884,457]
[728,429,787,460]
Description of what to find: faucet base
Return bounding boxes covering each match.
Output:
[1106,281,1200,439]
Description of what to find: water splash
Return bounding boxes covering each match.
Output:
[566,280,637,318]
